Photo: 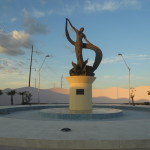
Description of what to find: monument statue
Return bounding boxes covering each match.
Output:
[65,18,103,76]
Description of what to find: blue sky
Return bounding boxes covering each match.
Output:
[0,0,150,89]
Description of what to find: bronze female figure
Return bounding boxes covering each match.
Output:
[65,18,103,76]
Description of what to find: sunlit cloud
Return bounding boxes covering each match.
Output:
[84,0,140,13]
[0,30,32,56]
[0,9,50,56]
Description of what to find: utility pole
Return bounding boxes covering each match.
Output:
[28,45,33,87]
[61,74,63,88]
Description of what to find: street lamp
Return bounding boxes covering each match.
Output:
[118,54,131,104]
[38,55,52,104]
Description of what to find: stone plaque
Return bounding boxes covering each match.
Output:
[76,89,84,95]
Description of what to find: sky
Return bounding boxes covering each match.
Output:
[0,0,150,90]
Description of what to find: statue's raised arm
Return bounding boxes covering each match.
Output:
[66,18,78,33]
[65,18,75,46]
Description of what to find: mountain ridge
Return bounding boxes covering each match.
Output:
[0,86,149,106]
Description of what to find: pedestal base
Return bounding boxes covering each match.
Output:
[66,76,96,111]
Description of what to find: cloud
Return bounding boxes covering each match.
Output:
[46,4,78,16]
[0,58,26,74]
[11,17,17,23]
[23,8,49,34]
[41,1,79,16]
[39,0,47,5]
[102,56,120,64]
[87,60,94,66]
[84,0,118,12]
[27,1,139,16]
[103,75,114,79]
[0,30,32,56]
[126,54,150,60]
[0,64,4,70]
[84,0,140,13]
[102,54,150,65]
[8,81,28,87]
[0,9,50,56]
[58,4,78,15]
[64,44,74,54]
[64,66,70,69]
[33,8,45,18]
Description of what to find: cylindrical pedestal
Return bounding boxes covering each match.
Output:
[66,76,96,111]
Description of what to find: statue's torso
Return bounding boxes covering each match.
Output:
[76,31,84,43]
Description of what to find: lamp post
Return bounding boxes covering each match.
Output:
[38,55,52,104]
[118,54,131,104]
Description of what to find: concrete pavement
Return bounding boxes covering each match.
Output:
[0,104,150,149]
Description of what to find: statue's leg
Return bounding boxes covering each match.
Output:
[75,43,84,67]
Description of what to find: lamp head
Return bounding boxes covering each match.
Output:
[118,53,122,56]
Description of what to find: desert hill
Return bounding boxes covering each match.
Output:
[0,86,150,106]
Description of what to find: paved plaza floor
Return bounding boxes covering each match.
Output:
[0,104,150,150]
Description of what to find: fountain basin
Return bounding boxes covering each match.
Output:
[40,108,123,120]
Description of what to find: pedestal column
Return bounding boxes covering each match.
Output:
[66,76,96,111]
